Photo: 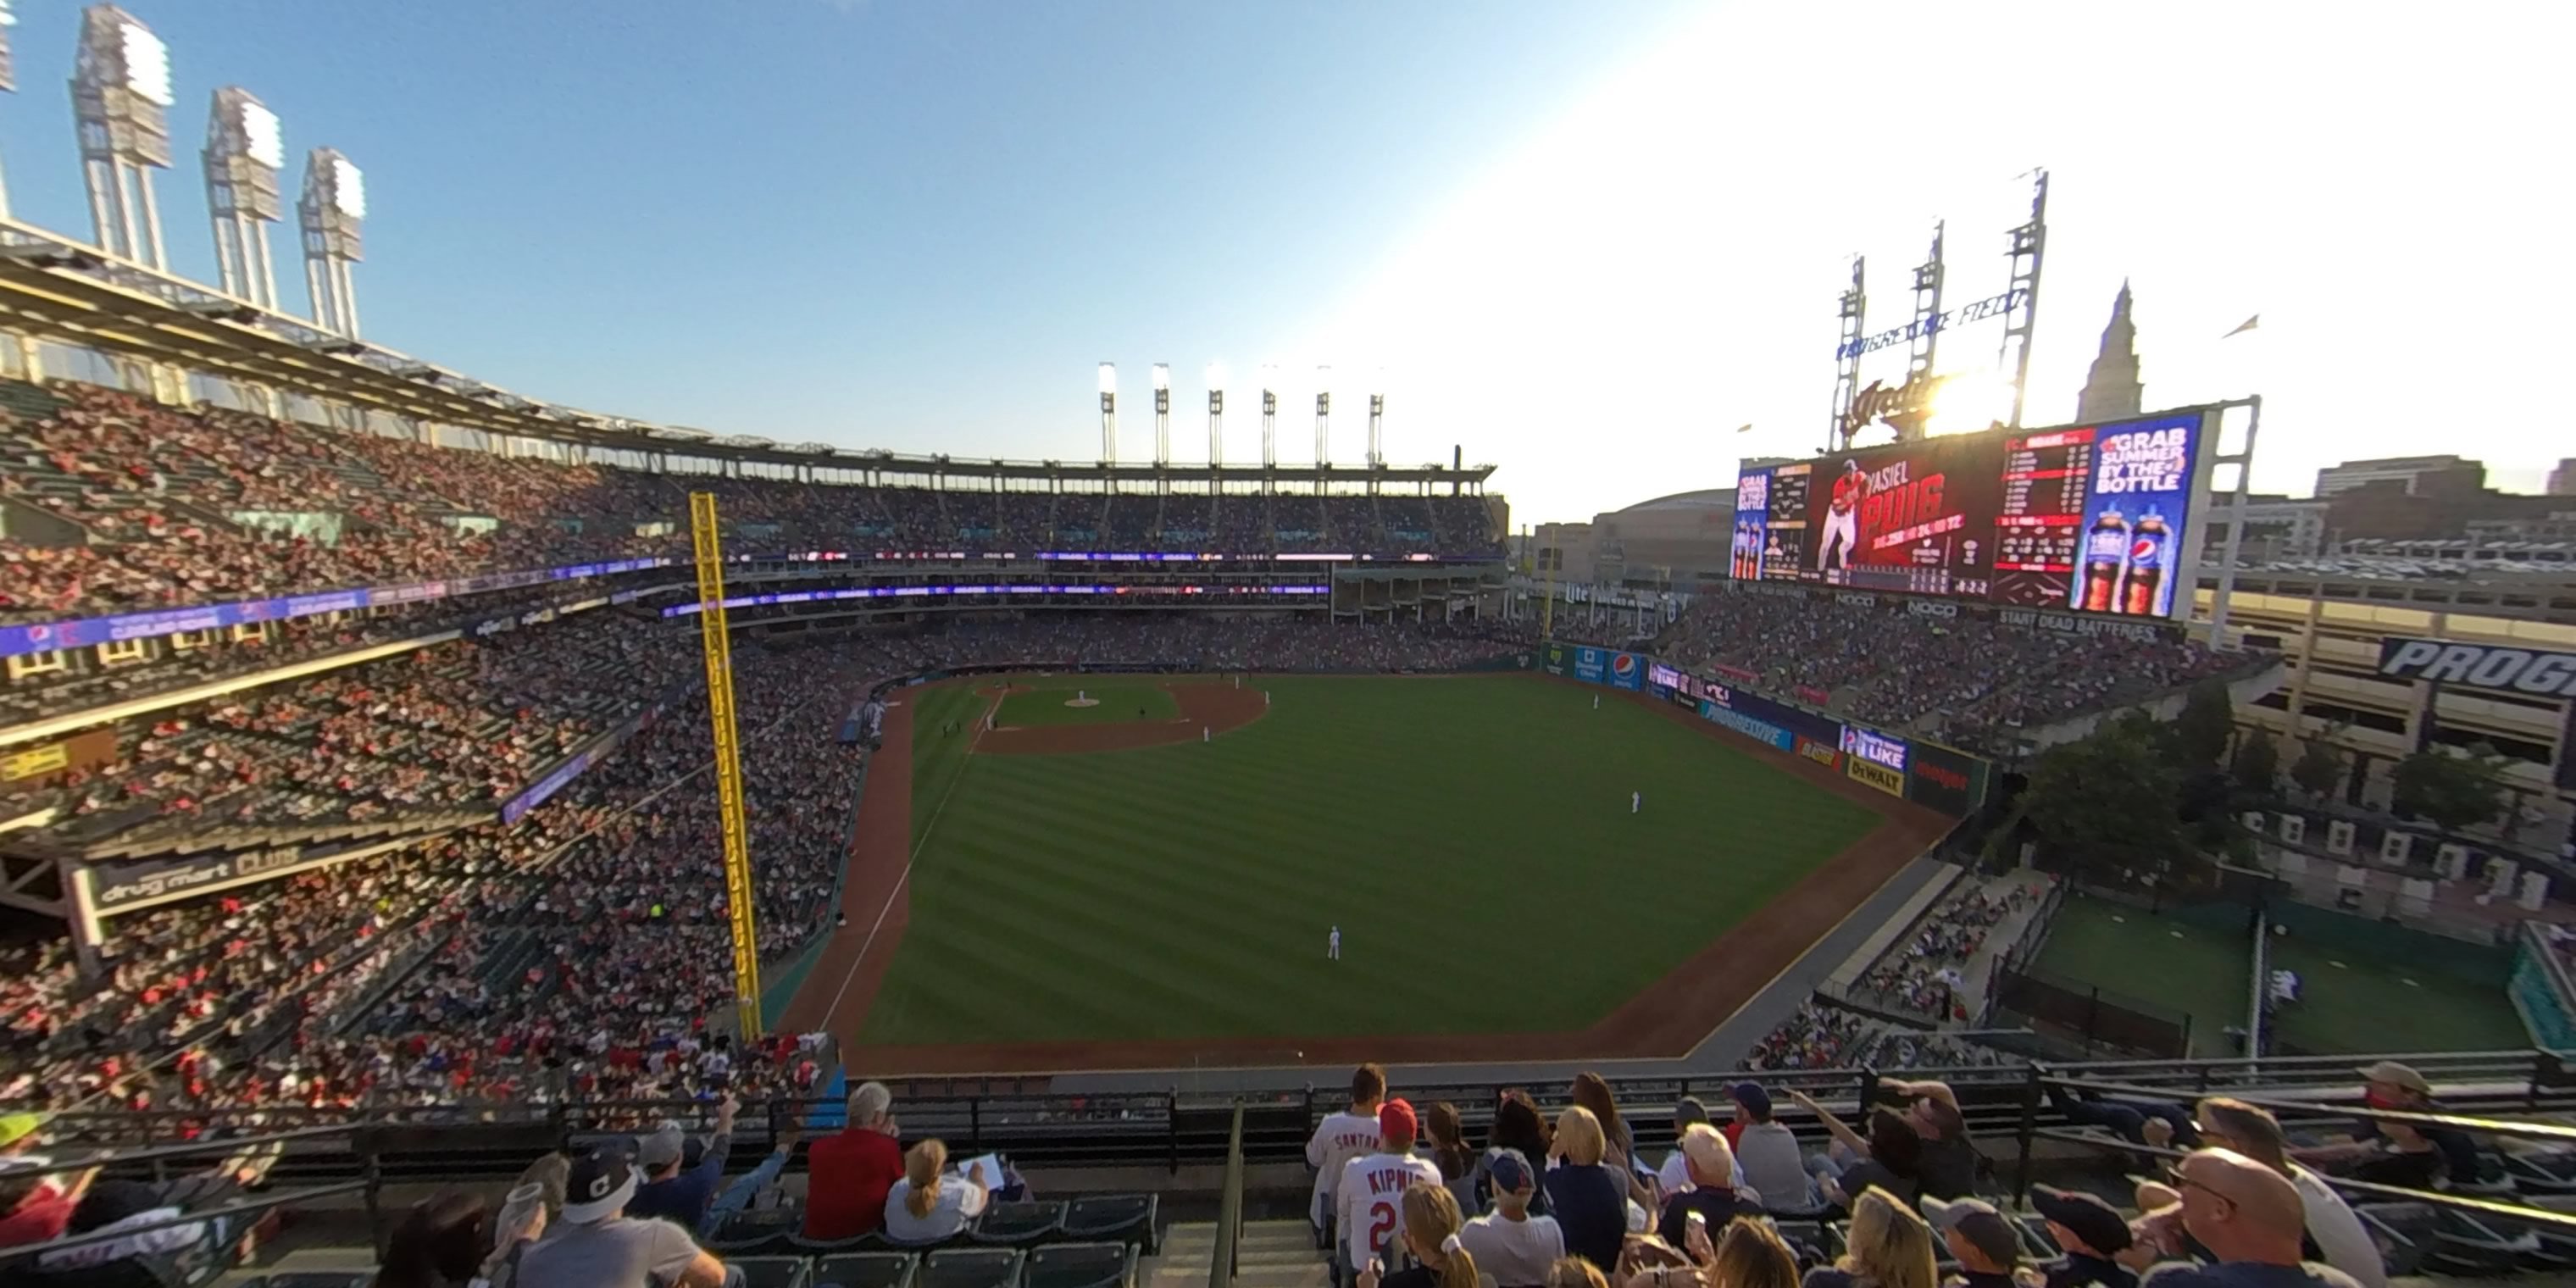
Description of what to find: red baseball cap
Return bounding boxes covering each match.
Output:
[1379,1097,1418,1147]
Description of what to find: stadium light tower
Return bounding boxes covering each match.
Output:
[1205,360,1226,466]
[69,5,175,268]
[1259,362,1279,470]
[0,0,19,216]
[1151,362,1171,469]
[298,147,364,336]
[1367,365,1387,469]
[202,87,283,310]
[1097,362,1118,463]
[1313,365,1331,465]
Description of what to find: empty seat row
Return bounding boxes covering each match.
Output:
[735,1242,1137,1288]
[712,1196,1158,1259]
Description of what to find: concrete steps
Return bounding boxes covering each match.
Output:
[1152,1219,1330,1288]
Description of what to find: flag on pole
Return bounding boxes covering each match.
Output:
[2222,314,2260,338]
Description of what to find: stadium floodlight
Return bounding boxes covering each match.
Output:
[1205,360,1228,467]
[1313,365,1332,465]
[1152,362,1172,468]
[70,5,176,268]
[1368,364,1387,469]
[330,154,365,218]
[1258,362,1279,470]
[1098,362,1118,463]
[298,147,366,336]
[203,87,284,310]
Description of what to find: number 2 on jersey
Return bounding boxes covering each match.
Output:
[1367,1201,1396,1255]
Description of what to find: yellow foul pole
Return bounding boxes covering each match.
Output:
[690,491,762,1037]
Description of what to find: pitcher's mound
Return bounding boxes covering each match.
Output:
[1064,698,1101,708]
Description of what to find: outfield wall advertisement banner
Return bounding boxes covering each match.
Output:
[1700,698,1793,751]
[1847,757,1906,796]
[1905,739,1984,814]
[1567,647,1646,691]
[1731,409,2209,622]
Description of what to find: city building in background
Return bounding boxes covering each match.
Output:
[2201,493,2331,563]
[2074,282,2144,424]
[2549,458,2575,497]
[2317,455,2489,497]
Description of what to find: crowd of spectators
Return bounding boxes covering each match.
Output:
[1852,884,2037,1023]
[1654,591,2243,752]
[0,382,1502,625]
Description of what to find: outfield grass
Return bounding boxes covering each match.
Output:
[2265,938,2528,1055]
[2031,897,2247,1057]
[858,675,1883,1046]
[993,680,1179,728]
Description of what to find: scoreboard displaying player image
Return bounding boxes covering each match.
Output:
[1730,409,2211,621]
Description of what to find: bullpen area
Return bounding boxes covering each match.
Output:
[784,672,1951,1073]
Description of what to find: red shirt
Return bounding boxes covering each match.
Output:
[802,1127,905,1240]
[0,1184,78,1250]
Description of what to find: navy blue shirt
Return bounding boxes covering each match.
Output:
[1541,1163,1628,1274]
[625,1131,732,1227]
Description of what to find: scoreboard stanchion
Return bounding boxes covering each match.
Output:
[691,491,763,1038]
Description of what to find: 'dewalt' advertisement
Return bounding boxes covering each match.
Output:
[2067,413,2202,619]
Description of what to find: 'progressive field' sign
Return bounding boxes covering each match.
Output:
[2376,638,2576,697]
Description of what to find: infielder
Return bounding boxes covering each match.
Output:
[1818,458,1867,573]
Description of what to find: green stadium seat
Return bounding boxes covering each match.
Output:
[969,1201,1066,1247]
[816,1252,921,1288]
[1024,1241,1135,1288]
[924,1246,1025,1288]
[733,1256,813,1288]
[1063,1195,1158,1254]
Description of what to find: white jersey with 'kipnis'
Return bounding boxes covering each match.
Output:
[1337,1151,1442,1269]
[1304,1110,1380,1224]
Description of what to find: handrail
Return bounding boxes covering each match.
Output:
[1210,1103,1246,1288]
[2044,1074,2576,1145]
[2023,1126,2576,1233]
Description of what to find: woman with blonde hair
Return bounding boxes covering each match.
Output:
[1570,1073,1657,1209]
[1800,1186,1936,1288]
[881,1138,995,1242]
[1542,1107,1629,1274]
[1707,1220,1801,1288]
[1359,1183,1481,1288]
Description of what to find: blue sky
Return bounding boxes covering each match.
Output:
[3,1,2566,525]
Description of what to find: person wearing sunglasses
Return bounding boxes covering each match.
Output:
[2135,1150,2364,1288]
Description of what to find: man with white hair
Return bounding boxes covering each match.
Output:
[803,1082,906,1241]
[1656,1124,1763,1244]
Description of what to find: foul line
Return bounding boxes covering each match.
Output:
[823,688,1003,1029]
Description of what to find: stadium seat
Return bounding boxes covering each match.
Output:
[241,1278,371,1288]
[713,1227,800,1257]
[733,1257,814,1288]
[793,1231,897,1257]
[1024,1242,1136,1288]
[924,1247,1025,1288]
[815,1252,920,1288]
[1063,1195,1159,1254]
[970,1201,1067,1247]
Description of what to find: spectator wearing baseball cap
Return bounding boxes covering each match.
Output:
[2309,1063,2479,1190]
[624,1096,737,1230]
[1336,1098,1443,1283]
[1657,1097,1714,1200]
[2030,1185,2135,1288]
[1657,1124,1763,1246]
[1922,1196,2024,1288]
[1541,1107,1628,1275]
[1729,1083,1818,1213]
[1458,1149,1563,1287]
[515,1145,730,1288]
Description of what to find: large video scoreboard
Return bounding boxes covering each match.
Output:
[1728,409,2212,621]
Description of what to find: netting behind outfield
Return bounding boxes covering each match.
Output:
[2247,907,2273,1058]
[1986,963,2196,1057]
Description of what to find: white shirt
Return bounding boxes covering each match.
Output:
[1457,1210,1565,1287]
[1338,1150,1442,1268]
[1307,1110,1382,1219]
[884,1174,991,1242]
[2291,1163,2387,1288]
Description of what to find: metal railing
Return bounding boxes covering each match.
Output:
[1211,1104,1246,1288]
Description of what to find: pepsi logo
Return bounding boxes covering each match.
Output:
[1611,653,1637,676]
[2130,540,2156,558]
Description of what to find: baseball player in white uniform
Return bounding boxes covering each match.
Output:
[1337,1099,1441,1282]
[1818,458,1867,573]
[1305,1066,1385,1231]
[1328,926,1341,961]
[1632,791,1642,814]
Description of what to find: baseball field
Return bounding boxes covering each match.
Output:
[780,672,1953,1072]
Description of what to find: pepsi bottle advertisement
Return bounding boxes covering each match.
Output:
[2067,414,2201,619]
